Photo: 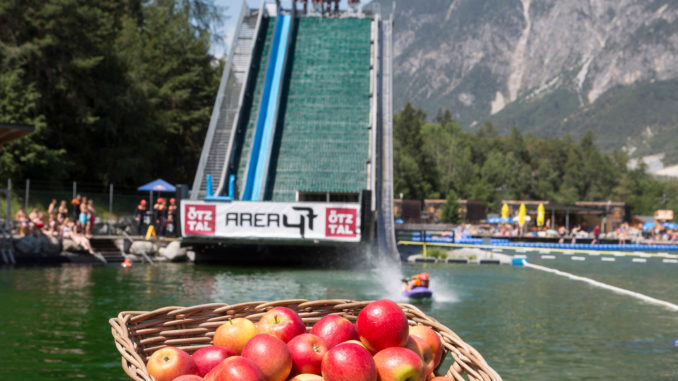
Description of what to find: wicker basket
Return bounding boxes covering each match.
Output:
[110,299,501,381]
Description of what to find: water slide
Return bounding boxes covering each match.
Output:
[242,14,293,201]
[376,18,400,262]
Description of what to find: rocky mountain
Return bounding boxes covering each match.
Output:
[374,0,678,163]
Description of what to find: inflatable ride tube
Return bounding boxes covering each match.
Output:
[403,287,433,299]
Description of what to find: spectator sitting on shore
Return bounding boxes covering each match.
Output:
[47,199,57,218]
[44,215,59,237]
[87,199,96,238]
[571,225,581,244]
[14,205,29,227]
[79,196,89,232]
[558,226,567,243]
[28,207,41,224]
[62,220,96,255]
[57,200,68,224]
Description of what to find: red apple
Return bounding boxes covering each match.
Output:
[287,333,328,376]
[192,346,235,377]
[355,299,409,352]
[405,336,435,376]
[213,318,257,354]
[409,325,444,369]
[242,334,292,381]
[204,356,265,381]
[373,347,426,381]
[173,376,204,381]
[256,306,306,343]
[321,342,377,381]
[310,314,358,349]
[289,374,324,381]
[146,346,199,381]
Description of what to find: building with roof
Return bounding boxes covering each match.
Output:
[0,123,33,149]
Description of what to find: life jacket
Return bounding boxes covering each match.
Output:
[412,276,421,287]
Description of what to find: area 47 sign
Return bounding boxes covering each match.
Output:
[181,201,361,242]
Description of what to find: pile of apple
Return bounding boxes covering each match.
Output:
[146,299,454,381]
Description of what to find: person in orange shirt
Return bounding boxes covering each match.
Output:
[71,194,81,222]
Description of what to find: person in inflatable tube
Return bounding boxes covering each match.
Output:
[402,272,430,292]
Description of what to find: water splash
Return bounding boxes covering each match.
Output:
[428,278,460,304]
[370,256,405,300]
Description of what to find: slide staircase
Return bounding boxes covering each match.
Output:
[190,2,264,199]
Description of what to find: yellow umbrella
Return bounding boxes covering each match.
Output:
[518,203,526,226]
[501,203,509,219]
[537,203,545,227]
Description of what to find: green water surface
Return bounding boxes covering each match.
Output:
[0,260,677,380]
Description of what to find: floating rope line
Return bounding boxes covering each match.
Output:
[523,261,678,312]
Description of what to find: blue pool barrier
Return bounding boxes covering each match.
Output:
[512,257,527,266]
[404,233,678,252]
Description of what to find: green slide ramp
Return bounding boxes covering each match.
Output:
[267,18,372,201]
[233,16,277,196]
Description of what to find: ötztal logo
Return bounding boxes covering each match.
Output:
[184,204,215,235]
[325,208,357,238]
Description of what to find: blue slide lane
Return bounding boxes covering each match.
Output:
[242,14,291,201]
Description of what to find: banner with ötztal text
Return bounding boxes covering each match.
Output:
[181,201,361,242]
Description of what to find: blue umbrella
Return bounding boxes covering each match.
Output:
[138,179,176,192]
[138,179,176,208]
[662,222,678,230]
[642,222,656,231]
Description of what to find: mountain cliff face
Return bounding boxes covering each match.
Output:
[375,0,678,160]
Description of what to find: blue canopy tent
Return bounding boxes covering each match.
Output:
[486,217,513,224]
[642,222,656,232]
[138,179,176,208]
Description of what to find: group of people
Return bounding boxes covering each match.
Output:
[13,194,98,255]
[289,0,360,15]
[134,197,178,237]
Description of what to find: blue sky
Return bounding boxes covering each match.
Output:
[214,0,355,58]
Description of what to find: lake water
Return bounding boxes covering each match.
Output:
[0,256,677,380]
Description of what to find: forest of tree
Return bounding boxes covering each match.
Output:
[0,0,221,187]
[2,1,677,218]
[394,102,678,218]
